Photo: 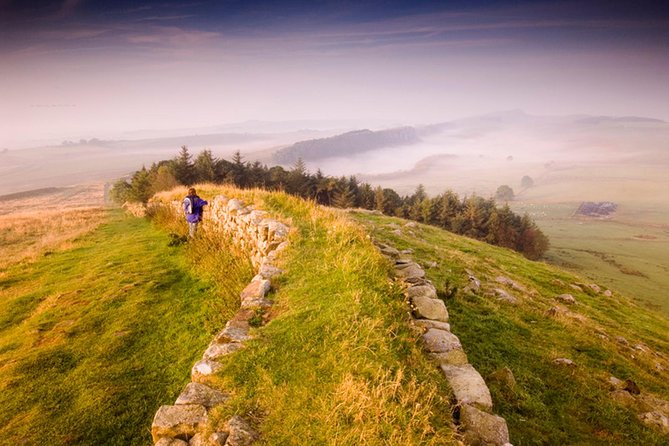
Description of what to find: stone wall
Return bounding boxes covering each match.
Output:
[376,242,512,446]
[147,194,509,445]
[150,195,289,446]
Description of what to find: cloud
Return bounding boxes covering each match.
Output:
[126,26,221,47]
[57,0,84,18]
[138,15,197,22]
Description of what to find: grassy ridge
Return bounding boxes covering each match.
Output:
[152,187,459,445]
[0,210,252,445]
[352,211,669,445]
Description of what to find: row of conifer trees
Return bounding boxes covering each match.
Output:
[111,146,549,259]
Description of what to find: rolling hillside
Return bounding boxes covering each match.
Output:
[2,184,668,444]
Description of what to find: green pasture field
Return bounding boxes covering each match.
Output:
[510,201,669,314]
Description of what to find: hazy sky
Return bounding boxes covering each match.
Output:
[1,0,668,147]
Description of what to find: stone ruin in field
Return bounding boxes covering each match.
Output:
[575,201,618,217]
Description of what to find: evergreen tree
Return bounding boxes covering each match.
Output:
[359,183,375,209]
[194,149,217,183]
[374,186,386,213]
[230,150,247,187]
[287,157,309,197]
[332,183,355,208]
[173,145,194,185]
[438,190,460,230]
[129,166,152,203]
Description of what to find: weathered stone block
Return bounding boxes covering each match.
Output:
[175,382,228,408]
[227,199,244,213]
[440,364,493,410]
[240,279,271,301]
[406,284,438,300]
[495,276,526,292]
[156,438,189,446]
[215,320,252,343]
[224,416,258,446]
[204,342,244,360]
[411,295,449,321]
[152,405,207,443]
[638,411,669,434]
[556,293,576,304]
[256,262,283,280]
[422,328,462,353]
[460,404,510,446]
[191,360,222,382]
[395,262,425,279]
[413,319,451,332]
[377,243,400,258]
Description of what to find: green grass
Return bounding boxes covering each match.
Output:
[152,186,459,445]
[0,209,252,445]
[510,201,669,314]
[351,211,669,445]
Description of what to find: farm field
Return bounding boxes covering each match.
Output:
[511,200,669,314]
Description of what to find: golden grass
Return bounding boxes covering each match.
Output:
[0,184,107,269]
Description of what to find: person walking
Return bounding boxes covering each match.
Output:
[183,187,208,238]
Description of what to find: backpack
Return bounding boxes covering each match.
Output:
[184,196,194,215]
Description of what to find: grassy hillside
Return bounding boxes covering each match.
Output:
[351,211,669,445]
[0,209,253,445]
[3,182,668,445]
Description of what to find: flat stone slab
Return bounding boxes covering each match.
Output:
[175,382,228,408]
[256,263,283,280]
[460,404,510,445]
[188,432,229,446]
[411,295,449,321]
[440,364,493,410]
[215,320,252,343]
[224,416,258,446]
[406,284,438,300]
[495,275,526,292]
[556,293,576,304]
[422,328,462,353]
[203,342,244,360]
[395,262,425,279]
[413,319,451,332]
[638,411,669,434]
[191,359,222,382]
[240,279,270,301]
[240,296,273,310]
[155,438,188,446]
[152,404,207,442]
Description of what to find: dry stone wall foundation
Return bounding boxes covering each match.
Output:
[150,195,289,446]
[375,241,512,446]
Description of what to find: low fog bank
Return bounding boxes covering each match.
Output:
[305,112,669,198]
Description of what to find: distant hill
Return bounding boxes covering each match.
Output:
[272,126,421,164]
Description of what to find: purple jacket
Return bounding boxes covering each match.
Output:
[183,195,208,223]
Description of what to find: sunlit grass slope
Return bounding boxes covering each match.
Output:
[152,185,458,445]
[352,211,669,445]
[0,209,252,445]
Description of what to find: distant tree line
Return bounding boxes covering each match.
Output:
[111,146,549,259]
